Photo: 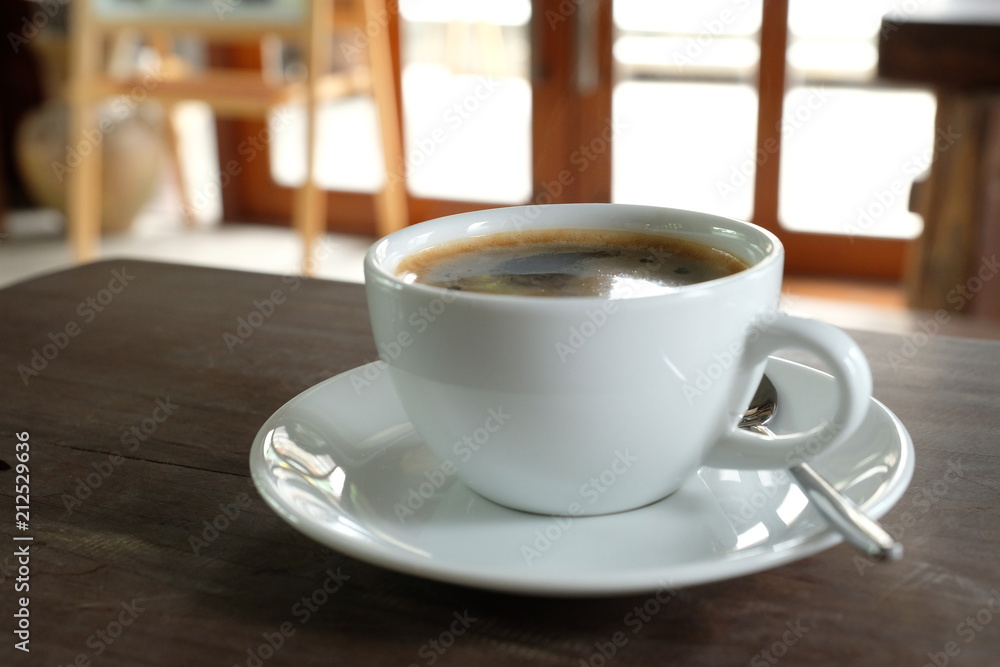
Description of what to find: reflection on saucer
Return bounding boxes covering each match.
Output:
[702,468,810,551]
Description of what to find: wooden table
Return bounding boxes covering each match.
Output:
[2,260,999,665]
[879,0,1000,318]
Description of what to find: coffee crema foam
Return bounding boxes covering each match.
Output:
[394,228,750,297]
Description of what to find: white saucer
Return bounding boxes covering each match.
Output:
[249,357,914,597]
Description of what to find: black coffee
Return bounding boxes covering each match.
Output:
[394,228,750,297]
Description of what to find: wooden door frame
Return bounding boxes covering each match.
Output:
[531,0,908,281]
[531,0,614,204]
[216,0,910,281]
[751,0,908,280]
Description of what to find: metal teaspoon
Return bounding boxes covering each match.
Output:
[740,375,903,561]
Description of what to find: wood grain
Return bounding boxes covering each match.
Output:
[1,260,999,666]
[878,1,1000,315]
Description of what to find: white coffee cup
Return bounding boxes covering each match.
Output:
[364,204,872,516]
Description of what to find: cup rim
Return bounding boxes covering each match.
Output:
[364,203,783,302]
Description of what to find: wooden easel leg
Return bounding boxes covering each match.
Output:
[365,0,408,238]
[67,100,102,263]
[295,179,325,276]
[163,103,197,227]
[295,93,326,276]
[293,0,332,275]
[67,0,102,263]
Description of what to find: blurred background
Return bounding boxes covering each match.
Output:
[2,0,998,336]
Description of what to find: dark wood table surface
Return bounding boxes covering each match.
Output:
[2,259,999,666]
[879,0,1000,88]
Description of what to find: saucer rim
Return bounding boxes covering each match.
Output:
[249,357,914,597]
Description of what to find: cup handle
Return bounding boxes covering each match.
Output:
[704,314,873,470]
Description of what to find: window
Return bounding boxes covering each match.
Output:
[230,0,930,279]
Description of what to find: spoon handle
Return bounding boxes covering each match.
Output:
[744,424,902,561]
[789,462,902,561]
